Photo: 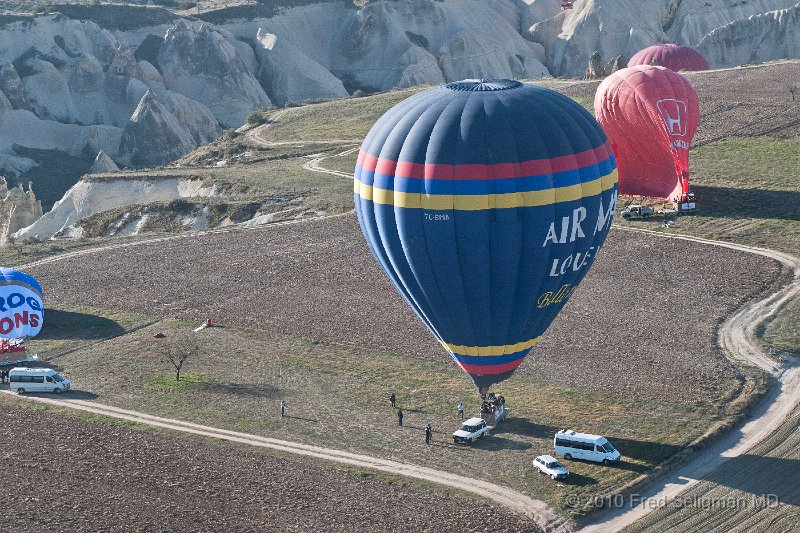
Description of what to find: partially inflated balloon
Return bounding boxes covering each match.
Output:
[354,79,618,393]
[0,268,44,339]
[594,66,699,200]
[628,44,709,72]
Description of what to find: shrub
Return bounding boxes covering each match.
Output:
[246,113,267,126]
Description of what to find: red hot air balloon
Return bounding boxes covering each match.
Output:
[628,44,709,72]
[594,65,699,201]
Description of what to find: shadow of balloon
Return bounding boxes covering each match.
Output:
[560,472,598,487]
[690,185,800,221]
[476,435,532,451]
[35,309,126,341]
[495,417,561,439]
[608,436,684,466]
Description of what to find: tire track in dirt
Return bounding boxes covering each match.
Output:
[581,228,800,532]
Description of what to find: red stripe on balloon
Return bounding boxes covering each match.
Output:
[458,359,524,375]
[357,142,613,181]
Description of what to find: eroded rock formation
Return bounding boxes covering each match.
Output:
[0,179,42,244]
[158,21,271,127]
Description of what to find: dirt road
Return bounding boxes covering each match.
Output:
[581,229,800,532]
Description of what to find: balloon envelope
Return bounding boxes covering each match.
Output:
[0,267,44,339]
[628,44,709,72]
[594,66,699,199]
[354,79,618,393]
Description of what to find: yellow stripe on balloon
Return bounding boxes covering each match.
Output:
[355,169,618,210]
[438,336,542,357]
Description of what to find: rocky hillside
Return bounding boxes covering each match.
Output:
[1,0,798,241]
[530,0,800,77]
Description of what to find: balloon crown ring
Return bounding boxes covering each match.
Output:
[446,79,522,92]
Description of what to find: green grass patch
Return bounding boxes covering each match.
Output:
[759,295,800,358]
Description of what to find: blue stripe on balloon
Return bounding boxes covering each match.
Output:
[0,268,43,296]
[356,156,614,196]
[449,348,530,367]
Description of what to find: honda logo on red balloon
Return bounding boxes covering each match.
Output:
[656,99,688,137]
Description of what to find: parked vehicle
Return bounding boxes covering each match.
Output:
[554,430,620,464]
[453,417,490,444]
[620,204,654,220]
[532,455,569,480]
[9,367,71,394]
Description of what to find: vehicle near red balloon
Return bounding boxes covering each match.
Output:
[628,44,709,72]
[594,65,700,204]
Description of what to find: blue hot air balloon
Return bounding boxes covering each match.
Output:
[354,79,618,394]
[0,267,44,340]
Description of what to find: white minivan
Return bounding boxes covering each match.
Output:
[9,367,71,394]
[554,429,620,464]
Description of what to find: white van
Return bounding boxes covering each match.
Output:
[554,430,620,464]
[9,367,71,394]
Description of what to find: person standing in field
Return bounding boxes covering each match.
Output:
[425,424,432,445]
[280,399,285,418]
[389,393,397,408]
[457,402,464,419]
[397,408,404,427]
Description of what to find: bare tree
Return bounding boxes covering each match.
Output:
[163,332,199,382]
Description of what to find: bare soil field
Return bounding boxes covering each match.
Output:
[0,397,535,533]
[28,214,783,404]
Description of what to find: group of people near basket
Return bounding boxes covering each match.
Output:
[480,393,505,416]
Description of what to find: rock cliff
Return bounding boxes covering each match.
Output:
[118,90,197,168]
[158,21,272,127]
[14,175,215,241]
[89,151,120,174]
[697,3,800,68]
[1,1,799,241]
[0,179,42,244]
[529,0,800,77]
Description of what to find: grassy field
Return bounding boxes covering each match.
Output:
[37,315,725,516]
[254,90,420,143]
